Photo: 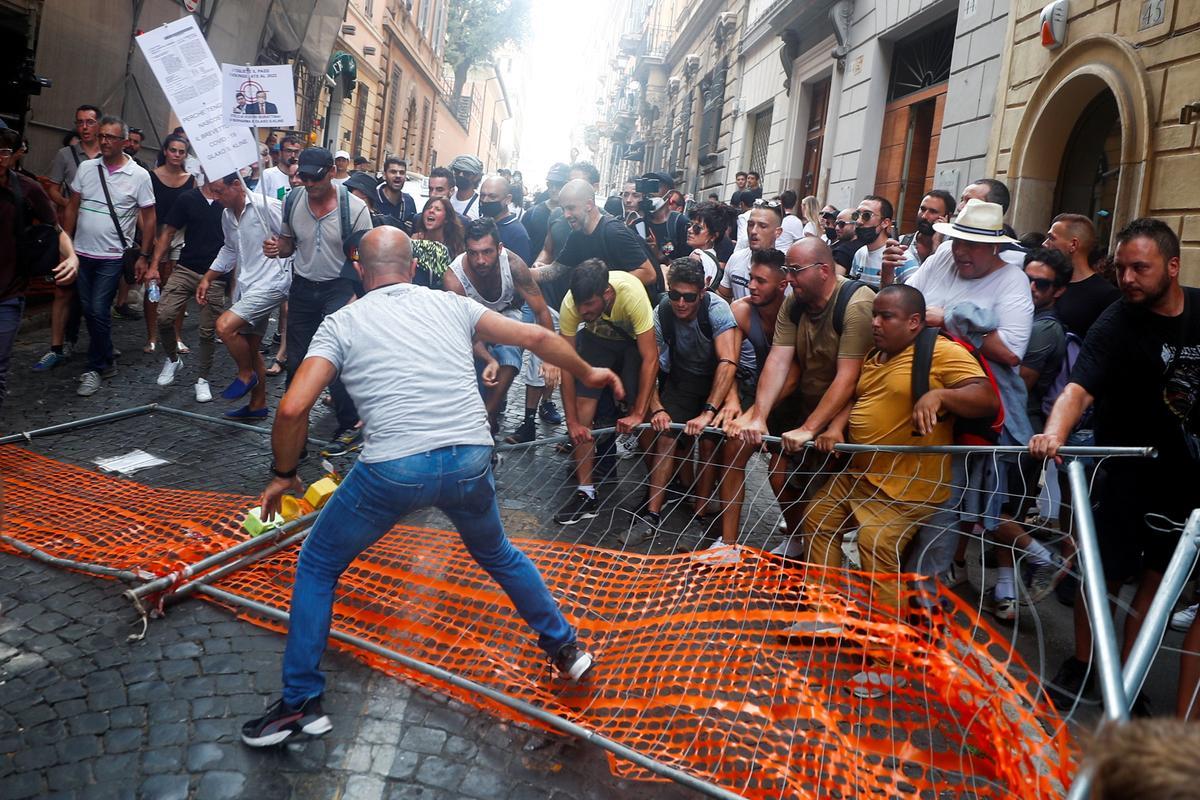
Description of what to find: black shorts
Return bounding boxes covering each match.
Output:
[574,328,642,404]
[661,370,713,426]
[1095,465,1196,582]
[737,382,805,442]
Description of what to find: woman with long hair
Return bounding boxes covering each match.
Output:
[412,196,466,260]
[685,202,728,288]
[144,133,195,353]
[800,194,822,238]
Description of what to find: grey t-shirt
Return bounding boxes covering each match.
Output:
[306,283,494,462]
[48,144,90,196]
[655,292,737,375]
[280,187,372,281]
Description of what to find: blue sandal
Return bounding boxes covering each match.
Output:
[220,374,259,401]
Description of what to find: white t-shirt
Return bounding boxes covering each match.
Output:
[906,240,1034,359]
[306,283,494,462]
[69,156,155,260]
[210,192,292,298]
[451,192,481,220]
[259,166,292,202]
[734,210,750,250]
[851,245,885,289]
[776,215,806,251]
[719,243,787,300]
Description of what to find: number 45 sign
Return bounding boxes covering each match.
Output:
[1140,0,1165,31]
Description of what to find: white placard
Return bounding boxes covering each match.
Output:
[135,16,258,180]
[222,64,297,128]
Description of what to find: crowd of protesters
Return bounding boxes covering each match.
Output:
[0,104,1196,719]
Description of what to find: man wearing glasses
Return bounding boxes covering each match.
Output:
[64,116,156,397]
[848,195,894,290]
[260,135,304,202]
[727,236,875,550]
[264,147,372,450]
[31,105,101,373]
[829,208,857,275]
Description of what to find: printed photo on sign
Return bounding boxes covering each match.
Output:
[222,64,297,128]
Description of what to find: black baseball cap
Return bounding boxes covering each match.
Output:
[353,155,369,166]
[297,147,334,180]
[641,171,674,190]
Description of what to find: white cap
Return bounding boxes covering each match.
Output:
[335,150,351,161]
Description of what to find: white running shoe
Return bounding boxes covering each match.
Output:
[1171,603,1198,632]
[770,536,805,559]
[690,541,742,566]
[615,433,639,460]
[156,356,183,387]
[194,378,212,403]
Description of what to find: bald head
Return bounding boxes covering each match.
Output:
[558,178,595,205]
[481,174,511,197]
[357,226,415,289]
[787,235,834,267]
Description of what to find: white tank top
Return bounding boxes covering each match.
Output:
[448,249,522,318]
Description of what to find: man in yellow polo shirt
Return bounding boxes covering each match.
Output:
[793,285,997,694]
[555,259,659,525]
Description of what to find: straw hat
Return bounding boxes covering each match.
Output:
[932,198,1017,244]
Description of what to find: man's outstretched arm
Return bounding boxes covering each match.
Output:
[261,356,338,517]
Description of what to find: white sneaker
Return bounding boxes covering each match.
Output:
[770,536,805,559]
[194,378,212,403]
[690,541,742,566]
[156,356,183,387]
[76,371,101,397]
[615,433,639,460]
[1171,603,1198,632]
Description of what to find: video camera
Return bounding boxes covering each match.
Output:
[635,177,661,217]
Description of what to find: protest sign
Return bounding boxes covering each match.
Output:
[135,16,258,181]
[223,64,297,128]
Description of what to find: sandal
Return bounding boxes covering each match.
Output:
[142,341,156,354]
[177,342,191,355]
[265,357,285,377]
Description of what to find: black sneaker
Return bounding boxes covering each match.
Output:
[321,427,363,458]
[504,419,537,444]
[554,491,598,525]
[538,401,563,424]
[241,696,331,747]
[1055,572,1078,607]
[552,643,594,682]
[1046,656,1093,711]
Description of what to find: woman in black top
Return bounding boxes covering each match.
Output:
[144,134,195,353]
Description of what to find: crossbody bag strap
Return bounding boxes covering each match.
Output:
[96,162,130,250]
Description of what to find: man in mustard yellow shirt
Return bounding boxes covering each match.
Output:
[792,285,997,695]
[555,259,660,525]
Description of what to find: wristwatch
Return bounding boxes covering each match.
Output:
[702,403,719,414]
[139,252,152,259]
[270,463,298,479]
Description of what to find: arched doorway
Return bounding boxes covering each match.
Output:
[1002,35,1151,245]
[1054,90,1121,244]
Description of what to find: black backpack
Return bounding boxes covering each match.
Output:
[909,326,1005,445]
[8,171,60,279]
[657,293,712,373]
[787,279,869,335]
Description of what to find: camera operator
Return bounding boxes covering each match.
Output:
[628,172,691,265]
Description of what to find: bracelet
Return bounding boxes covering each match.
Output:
[717,358,738,368]
[651,408,668,417]
[139,252,152,258]
[270,463,298,479]
[701,403,719,414]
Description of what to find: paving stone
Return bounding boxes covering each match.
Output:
[110,705,147,729]
[148,699,189,724]
[399,726,447,755]
[415,756,467,791]
[141,746,184,774]
[55,734,102,762]
[148,721,188,746]
[444,735,477,759]
[193,716,239,742]
[41,679,86,703]
[359,717,403,744]
[0,770,43,799]
[344,774,386,800]
[52,698,88,719]
[104,726,144,754]
[139,774,189,800]
[26,611,70,634]
[460,766,507,799]
[46,760,93,791]
[91,752,138,782]
[14,742,58,771]
[158,659,199,680]
[196,771,246,800]
[387,750,419,780]
[162,642,202,660]
[86,686,128,712]
[23,718,65,745]
[186,742,224,772]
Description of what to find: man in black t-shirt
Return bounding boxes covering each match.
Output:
[1042,212,1120,337]
[534,179,656,311]
[1032,217,1200,715]
[628,171,691,264]
[146,181,227,402]
[523,162,568,264]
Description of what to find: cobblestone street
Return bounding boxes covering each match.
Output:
[0,304,700,800]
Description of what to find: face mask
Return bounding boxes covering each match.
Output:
[824,226,836,239]
[454,175,474,191]
[915,218,935,237]
[479,200,504,218]
[855,226,880,246]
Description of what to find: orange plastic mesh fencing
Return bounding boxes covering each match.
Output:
[0,443,1076,798]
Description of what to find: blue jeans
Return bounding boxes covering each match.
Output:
[281,444,576,706]
[0,297,23,415]
[75,256,124,372]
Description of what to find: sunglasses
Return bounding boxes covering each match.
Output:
[782,262,822,275]
[753,199,781,209]
[298,169,328,182]
[688,223,706,234]
[851,210,876,222]
[834,220,852,228]
[668,289,700,303]
[97,133,124,142]
[1028,277,1055,290]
